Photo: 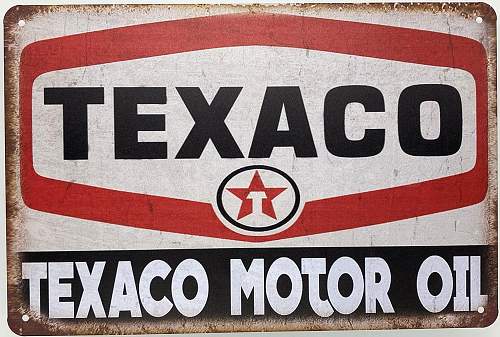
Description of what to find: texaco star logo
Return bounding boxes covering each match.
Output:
[227,171,287,220]
[216,165,300,235]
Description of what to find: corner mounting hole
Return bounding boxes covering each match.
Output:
[18,20,25,27]
[21,314,29,322]
[478,306,485,313]
[476,17,483,24]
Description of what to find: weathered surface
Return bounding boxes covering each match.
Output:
[4,4,497,335]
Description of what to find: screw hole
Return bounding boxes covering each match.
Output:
[476,17,483,24]
[18,19,25,27]
[478,306,485,313]
[21,314,29,322]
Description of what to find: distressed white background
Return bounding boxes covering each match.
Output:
[16,5,490,250]
[32,49,477,202]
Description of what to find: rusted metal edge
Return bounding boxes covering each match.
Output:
[2,3,498,26]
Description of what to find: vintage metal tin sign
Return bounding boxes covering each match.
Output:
[3,3,498,334]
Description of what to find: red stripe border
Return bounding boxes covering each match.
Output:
[19,13,488,242]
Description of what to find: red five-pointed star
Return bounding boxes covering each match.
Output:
[227,171,287,220]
